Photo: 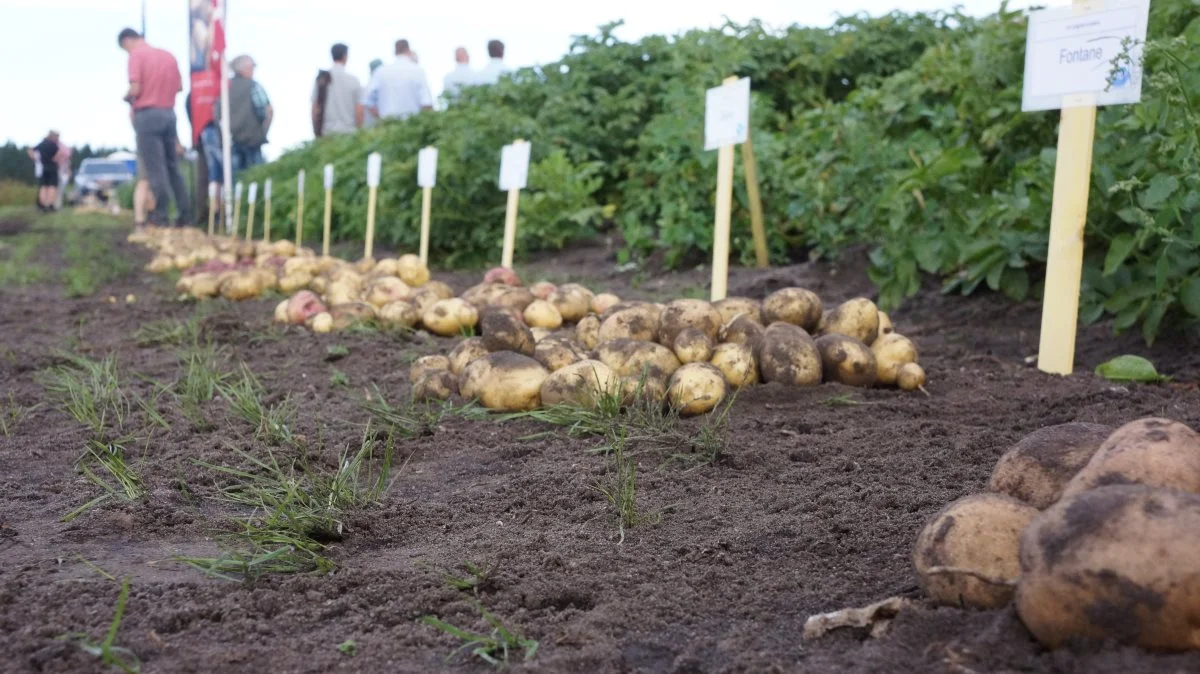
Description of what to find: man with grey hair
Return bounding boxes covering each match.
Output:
[363,39,433,121]
[215,54,273,180]
[442,47,474,102]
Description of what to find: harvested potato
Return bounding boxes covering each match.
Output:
[459,352,548,411]
[673,328,714,364]
[755,322,822,387]
[620,372,668,404]
[324,280,359,306]
[378,301,419,329]
[273,299,289,324]
[534,336,589,372]
[1016,485,1200,650]
[278,272,313,294]
[410,355,452,384]
[987,422,1112,509]
[658,299,723,347]
[409,288,441,314]
[365,277,412,308]
[282,256,317,277]
[422,280,455,300]
[815,334,877,388]
[897,363,926,392]
[667,363,728,416]
[872,334,918,386]
[524,299,564,330]
[719,314,765,348]
[576,314,601,350]
[591,293,621,315]
[311,312,333,333]
[147,255,173,273]
[189,273,221,299]
[309,275,329,296]
[329,302,376,330]
[530,281,557,300]
[423,298,479,337]
[540,359,619,407]
[461,282,509,308]
[594,339,683,382]
[372,258,401,277]
[762,288,822,332]
[481,311,536,356]
[287,290,328,325]
[448,337,489,376]
[713,297,762,326]
[550,284,594,323]
[530,327,552,342]
[397,254,430,287]
[913,492,1038,609]
[270,240,296,257]
[483,267,522,286]
[1061,418,1200,498]
[219,273,261,300]
[412,370,457,401]
[354,257,376,274]
[822,298,880,345]
[877,311,895,340]
[600,300,652,321]
[598,305,660,343]
[710,343,758,389]
[491,287,537,313]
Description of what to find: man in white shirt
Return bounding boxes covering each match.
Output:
[363,39,433,121]
[442,47,475,101]
[474,40,508,86]
[312,43,363,135]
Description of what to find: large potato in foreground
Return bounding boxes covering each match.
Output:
[761,288,822,332]
[423,298,479,337]
[378,301,419,330]
[481,311,536,356]
[576,314,601,350]
[658,299,723,347]
[988,422,1112,509]
[598,305,660,343]
[549,284,593,323]
[1016,485,1200,650]
[594,339,682,382]
[822,298,880,345]
[719,314,765,348]
[524,300,563,330]
[667,363,727,416]
[1061,418,1200,499]
[459,352,549,411]
[815,334,877,388]
[755,323,822,387]
[913,492,1037,609]
[710,343,758,389]
[673,328,714,365]
[448,337,489,376]
[540,359,619,407]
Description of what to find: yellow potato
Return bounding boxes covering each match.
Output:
[872,334,918,386]
[1061,418,1200,499]
[410,355,452,384]
[524,299,564,330]
[761,288,822,332]
[422,280,455,300]
[540,359,620,407]
[755,322,822,386]
[598,305,660,343]
[815,334,877,387]
[658,299,723,347]
[423,298,479,337]
[673,328,714,365]
[481,310,536,356]
[719,314,765,347]
[378,301,420,329]
[576,314,601,350]
[667,363,728,416]
[877,311,895,340]
[713,297,762,326]
[710,343,758,389]
[278,272,313,294]
[273,299,289,324]
[329,302,376,330]
[397,254,430,287]
[459,352,549,411]
[594,339,682,382]
[534,336,590,372]
[365,277,412,308]
[219,273,261,301]
[188,273,221,299]
[412,370,457,401]
[590,293,621,315]
[988,422,1112,509]
[372,258,401,277]
[448,337,489,376]
[549,284,594,323]
[822,298,880,345]
[896,362,926,392]
[311,312,333,333]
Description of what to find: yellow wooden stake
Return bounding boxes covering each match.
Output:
[419,185,432,266]
[1037,101,1097,375]
[741,136,769,268]
[231,188,242,239]
[207,193,215,237]
[501,139,526,270]
[263,198,272,243]
[245,198,256,242]
[322,188,332,258]
[295,187,304,249]
[364,185,379,261]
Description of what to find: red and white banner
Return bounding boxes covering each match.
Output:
[188,0,225,147]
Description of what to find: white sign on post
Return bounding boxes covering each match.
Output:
[208,182,217,200]
[235,182,243,199]
[323,164,334,189]
[704,77,751,151]
[248,182,258,203]
[418,147,438,188]
[499,142,531,191]
[367,152,382,188]
[264,179,272,200]
[297,169,306,195]
[1021,0,1150,112]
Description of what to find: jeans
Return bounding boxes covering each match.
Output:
[230,144,264,185]
[200,125,223,184]
[133,107,191,225]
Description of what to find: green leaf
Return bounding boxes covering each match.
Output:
[1138,174,1179,210]
[1180,278,1200,317]
[1094,355,1167,383]
[1103,234,1137,276]
[1155,255,1171,293]
[1142,299,1170,346]
[1000,267,1030,302]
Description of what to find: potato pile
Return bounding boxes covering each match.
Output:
[410,280,928,414]
[912,418,1200,652]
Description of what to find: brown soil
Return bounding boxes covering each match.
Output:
[3,222,1200,674]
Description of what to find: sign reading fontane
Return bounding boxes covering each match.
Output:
[188,0,226,146]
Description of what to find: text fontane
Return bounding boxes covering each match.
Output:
[1059,47,1103,63]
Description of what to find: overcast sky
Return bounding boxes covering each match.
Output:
[2,0,1039,160]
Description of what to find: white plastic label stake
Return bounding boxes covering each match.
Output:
[248,182,258,203]
[499,142,531,191]
[323,164,334,190]
[418,147,438,188]
[264,179,272,200]
[235,182,243,199]
[367,152,382,188]
[207,182,217,200]
[297,169,306,195]
[704,77,751,151]
[1021,0,1150,112]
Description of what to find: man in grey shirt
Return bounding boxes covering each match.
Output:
[312,43,363,136]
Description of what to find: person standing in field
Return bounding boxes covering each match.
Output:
[118,28,191,227]
[313,43,363,136]
[362,59,384,129]
[442,47,474,102]
[27,131,61,212]
[474,40,509,86]
[53,141,71,209]
[363,40,433,121]
[215,54,273,182]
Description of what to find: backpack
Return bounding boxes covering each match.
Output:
[314,70,332,137]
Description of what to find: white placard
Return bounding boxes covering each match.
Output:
[323,164,334,190]
[499,142,531,191]
[235,182,243,199]
[1021,0,1150,112]
[248,182,258,203]
[367,152,382,188]
[418,147,438,188]
[704,77,751,151]
[207,182,217,200]
[264,179,272,200]
[297,170,305,195]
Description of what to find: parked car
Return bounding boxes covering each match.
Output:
[72,158,135,202]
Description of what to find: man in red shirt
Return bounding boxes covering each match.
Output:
[119,28,191,227]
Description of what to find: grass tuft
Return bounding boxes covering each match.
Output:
[0,392,41,436]
[219,365,295,445]
[62,440,146,522]
[38,352,130,438]
[362,384,487,438]
[421,601,538,668]
[58,577,140,673]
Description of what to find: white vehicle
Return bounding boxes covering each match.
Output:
[72,158,136,202]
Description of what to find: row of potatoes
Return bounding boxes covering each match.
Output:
[404,284,927,415]
[913,418,1200,651]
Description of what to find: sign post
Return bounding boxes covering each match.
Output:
[364,152,382,261]
[207,182,217,236]
[322,164,334,257]
[232,181,243,239]
[295,170,305,248]
[1024,0,1149,375]
[245,182,257,242]
[417,146,438,266]
[704,76,751,301]
[742,137,769,268]
[263,179,272,243]
[498,140,531,269]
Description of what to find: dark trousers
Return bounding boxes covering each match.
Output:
[134,107,192,225]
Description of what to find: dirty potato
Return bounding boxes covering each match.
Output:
[576,314,601,350]
[710,343,758,389]
[713,297,762,326]
[872,334,918,386]
[410,355,452,384]
[448,337,489,376]
[481,310,536,356]
[329,302,377,330]
[822,298,880,345]
[534,335,590,372]
[658,299,723,347]
[755,322,822,387]
[459,352,549,411]
[815,334,877,387]
[549,283,594,322]
[598,305,660,343]
[412,370,457,401]
[540,359,620,407]
[897,363,926,392]
[378,301,420,329]
[524,299,564,330]
[673,328,714,365]
[667,363,728,416]
[422,298,479,337]
[1061,418,1200,499]
[719,314,766,348]
[987,423,1113,509]
[761,288,822,332]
